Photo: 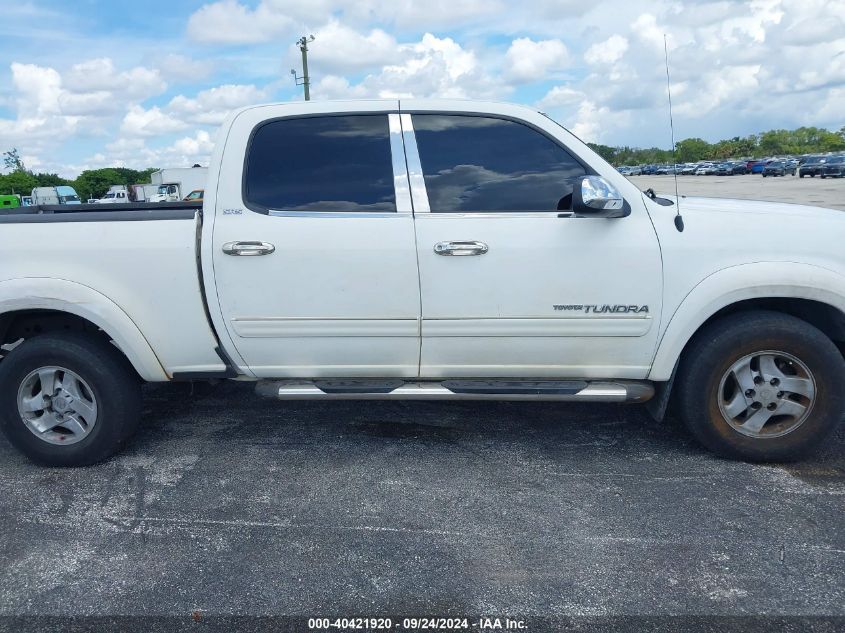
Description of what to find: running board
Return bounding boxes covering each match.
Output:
[255,379,654,403]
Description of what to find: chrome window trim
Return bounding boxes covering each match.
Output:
[268,210,410,218]
[388,113,413,214]
[399,113,430,214]
[414,211,574,220]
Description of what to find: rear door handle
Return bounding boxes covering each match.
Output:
[433,240,489,256]
[222,241,275,256]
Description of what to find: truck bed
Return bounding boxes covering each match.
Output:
[0,199,223,379]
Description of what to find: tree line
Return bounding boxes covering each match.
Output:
[589,126,845,166]
[1,149,157,200]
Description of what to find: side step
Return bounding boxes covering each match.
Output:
[255,379,654,403]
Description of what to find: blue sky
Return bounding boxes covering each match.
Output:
[1,0,843,177]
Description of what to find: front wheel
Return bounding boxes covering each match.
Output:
[675,311,845,462]
[0,333,141,466]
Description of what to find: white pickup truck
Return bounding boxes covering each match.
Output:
[1,99,843,466]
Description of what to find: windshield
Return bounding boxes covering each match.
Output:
[59,195,80,203]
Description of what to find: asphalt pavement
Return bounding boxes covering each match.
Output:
[1,380,843,631]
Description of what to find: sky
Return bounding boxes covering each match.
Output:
[0,0,843,178]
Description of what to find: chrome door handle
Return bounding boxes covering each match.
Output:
[433,240,489,256]
[222,241,275,256]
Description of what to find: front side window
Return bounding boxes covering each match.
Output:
[245,115,396,213]
[412,114,586,212]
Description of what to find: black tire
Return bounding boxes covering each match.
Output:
[800,173,805,178]
[0,333,141,466]
[675,311,845,462]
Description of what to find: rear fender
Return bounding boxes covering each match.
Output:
[0,277,168,381]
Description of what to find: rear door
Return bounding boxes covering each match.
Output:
[403,106,663,379]
[209,102,421,378]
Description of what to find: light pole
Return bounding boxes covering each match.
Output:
[291,35,315,101]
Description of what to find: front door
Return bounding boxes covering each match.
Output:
[210,105,421,378]
[405,110,663,379]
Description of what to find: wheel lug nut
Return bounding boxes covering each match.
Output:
[777,391,784,398]
[767,403,777,411]
[754,376,764,385]
[770,378,780,386]
[751,401,762,409]
[745,389,755,398]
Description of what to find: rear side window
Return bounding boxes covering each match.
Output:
[412,114,586,212]
[244,115,396,213]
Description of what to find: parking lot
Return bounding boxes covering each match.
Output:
[634,174,845,211]
[1,382,843,631]
[1,180,844,631]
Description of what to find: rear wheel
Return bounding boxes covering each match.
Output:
[0,333,141,466]
[675,311,845,462]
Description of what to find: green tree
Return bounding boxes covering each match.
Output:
[0,170,38,195]
[675,138,711,162]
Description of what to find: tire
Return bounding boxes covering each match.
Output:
[0,333,141,466]
[800,173,804,178]
[675,311,845,462]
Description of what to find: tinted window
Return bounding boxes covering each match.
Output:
[245,115,396,212]
[412,114,586,212]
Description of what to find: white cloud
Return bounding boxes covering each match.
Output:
[121,105,188,136]
[186,0,292,44]
[504,38,570,82]
[306,21,399,72]
[584,35,629,66]
[167,84,268,125]
[64,58,166,101]
[313,33,503,100]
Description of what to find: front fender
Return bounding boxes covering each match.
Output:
[649,262,845,381]
[0,277,168,381]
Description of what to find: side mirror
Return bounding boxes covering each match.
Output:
[572,175,630,218]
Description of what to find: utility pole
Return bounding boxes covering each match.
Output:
[291,35,315,101]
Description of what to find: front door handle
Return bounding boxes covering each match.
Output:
[222,241,275,256]
[433,240,489,256]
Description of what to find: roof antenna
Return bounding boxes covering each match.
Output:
[664,34,684,232]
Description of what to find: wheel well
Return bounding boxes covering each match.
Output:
[699,298,845,353]
[649,298,845,423]
[0,309,114,353]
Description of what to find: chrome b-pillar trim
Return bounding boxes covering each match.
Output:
[399,113,431,214]
[388,113,413,214]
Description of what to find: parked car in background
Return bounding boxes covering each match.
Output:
[762,161,792,177]
[749,160,766,174]
[183,189,204,202]
[798,156,828,178]
[679,164,698,175]
[821,156,845,179]
[695,163,717,175]
[730,162,748,175]
[715,163,733,176]
[641,164,658,175]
